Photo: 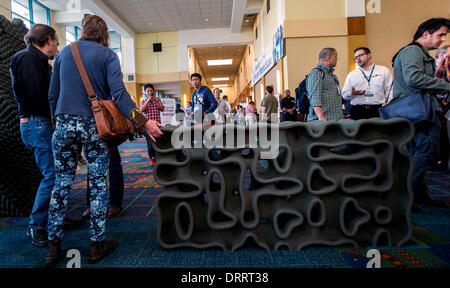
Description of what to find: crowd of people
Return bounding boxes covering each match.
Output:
[9,13,449,266]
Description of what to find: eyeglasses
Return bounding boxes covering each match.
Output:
[354,53,366,60]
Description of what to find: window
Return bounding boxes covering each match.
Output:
[109,31,122,64]
[11,0,50,28]
[65,26,80,45]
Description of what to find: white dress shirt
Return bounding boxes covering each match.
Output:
[342,64,393,105]
[214,99,229,123]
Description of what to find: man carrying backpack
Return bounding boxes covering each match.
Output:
[306,48,343,122]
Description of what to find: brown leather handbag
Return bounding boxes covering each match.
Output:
[70,42,134,146]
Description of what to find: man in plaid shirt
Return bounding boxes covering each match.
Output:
[140,83,164,165]
[306,47,343,122]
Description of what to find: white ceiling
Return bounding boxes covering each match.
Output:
[38,0,70,11]
[102,0,234,33]
[193,45,247,87]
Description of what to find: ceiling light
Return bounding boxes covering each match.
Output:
[205,18,209,22]
[245,20,250,23]
[212,77,230,81]
[213,84,228,87]
[148,22,152,25]
[208,59,232,66]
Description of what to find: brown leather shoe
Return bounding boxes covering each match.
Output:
[107,207,121,218]
[45,238,63,266]
[82,208,90,219]
[88,238,118,264]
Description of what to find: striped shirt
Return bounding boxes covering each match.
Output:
[140,97,162,123]
[306,64,343,121]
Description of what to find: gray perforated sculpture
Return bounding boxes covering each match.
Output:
[153,119,414,251]
[0,16,41,217]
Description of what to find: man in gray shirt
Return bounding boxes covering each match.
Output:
[393,17,450,209]
[260,85,279,123]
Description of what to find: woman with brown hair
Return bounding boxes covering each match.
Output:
[45,15,163,265]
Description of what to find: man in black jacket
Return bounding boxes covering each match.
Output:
[10,24,82,247]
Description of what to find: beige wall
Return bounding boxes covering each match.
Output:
[285,36,349,91]
[366,0,450,71]
[50,11,67,51]
[262,0,283,51]
[136,32,179,75]
[285,0,346,20]
[233,44,253,103]
[0,0,11,20]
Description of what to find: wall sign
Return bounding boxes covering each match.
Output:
[252,25,284,86]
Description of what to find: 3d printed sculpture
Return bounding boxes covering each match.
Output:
[153,119,414,251]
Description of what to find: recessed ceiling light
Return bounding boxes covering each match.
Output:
[245,20,250,23]
[205,18,209,22]
[212,77,230,81]
[207,59,232,66]
[148,22,152,25]
[213,84,228,87]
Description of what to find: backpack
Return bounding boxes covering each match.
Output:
[295,67,325,114]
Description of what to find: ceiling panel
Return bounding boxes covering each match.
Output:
[103,0,234,33]
[192,45,247,87]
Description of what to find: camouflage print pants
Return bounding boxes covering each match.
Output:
[47,115,110,242]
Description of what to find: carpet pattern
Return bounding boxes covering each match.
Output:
[0,138,449,268]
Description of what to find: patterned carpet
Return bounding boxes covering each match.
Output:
[0,138,449,268]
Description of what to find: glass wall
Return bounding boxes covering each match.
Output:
[11,0,50,28]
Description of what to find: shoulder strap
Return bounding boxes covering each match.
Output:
[311,67,325,79]
[70,42,96,98]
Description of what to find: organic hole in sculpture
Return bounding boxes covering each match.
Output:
[212,211,233,223]
[310,201,324,224]
[209,172,222,192]
[244,211,255,222]
[277,213,298,232]
[177,205,191,238]
[373,175,385,186]
[274,180,296,190]
[373,144,385,154]
[375,231,390,247]
[176,150,187,162]
[276,147,288,168]
[241,148,254,159]
[375,207,391,224]
[175,183,198,192]
[343,201,365,234]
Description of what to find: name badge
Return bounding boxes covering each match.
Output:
[364,86,374,97]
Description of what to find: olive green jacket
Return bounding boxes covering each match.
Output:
[393,44,450,110]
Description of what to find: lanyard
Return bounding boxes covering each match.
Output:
[360,65,375,85]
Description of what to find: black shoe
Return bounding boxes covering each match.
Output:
[26,228,48,247]
[45,238,63,266]
[88,238,118,264]
[63,217,84,230]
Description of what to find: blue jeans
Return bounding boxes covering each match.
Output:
[20,116,55,229]
[144,131,155,159]
[409,114,441,203]
[86,145,124,208]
